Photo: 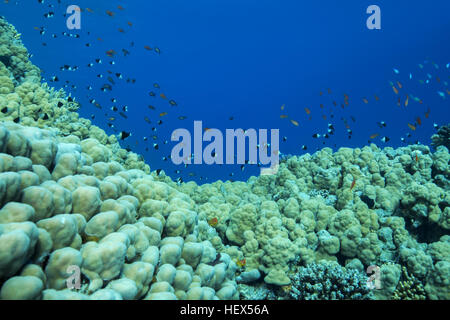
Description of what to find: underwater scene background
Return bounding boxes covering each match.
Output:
[0,0,448,301]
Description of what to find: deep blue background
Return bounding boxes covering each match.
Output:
[1,0,449,183]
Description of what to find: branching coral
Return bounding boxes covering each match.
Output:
[288,261,373,300]
[393,266,427,300]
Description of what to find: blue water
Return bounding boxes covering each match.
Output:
[1,0,449,183]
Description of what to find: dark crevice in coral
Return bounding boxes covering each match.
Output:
[335,252,347,266]
[360,195,375,209]
[404,218,445,244]
[0,55,11,68]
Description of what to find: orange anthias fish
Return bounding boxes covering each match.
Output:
[370,133,379,139]
[392,86,399,95]
[160,93,167,99]
[236,259,246,268]
[397,81,403,89]
[106,10,115,17]
[144,45,152,51]
[118,5,125,10]
[320,103,324,109]
[159,112,168,117]
[290,119,299,126]
[374,95,380,101]
[425,108,430,118]
[106,50,116,57]
[408,123,416,131]
[416,117,422,125]
[280,115,288,119]
[415,154,419,162]
[304,107,311,115]
[350,178,356,191]
[404,95,409,107]
[280,104,285,110]
[208,217,218,227]
[86,8,94,13]
[127,21,133,27]
[362,98,369,104]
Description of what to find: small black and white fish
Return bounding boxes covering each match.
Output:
[381,136,390,143]
[43,12,54,18]
[101,84,112,92]
[377,121,387,128]
[118,131,131,140]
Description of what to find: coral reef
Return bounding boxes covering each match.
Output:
[431,124,450,150]
[0,16,449,300]
[0,121,239,300]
